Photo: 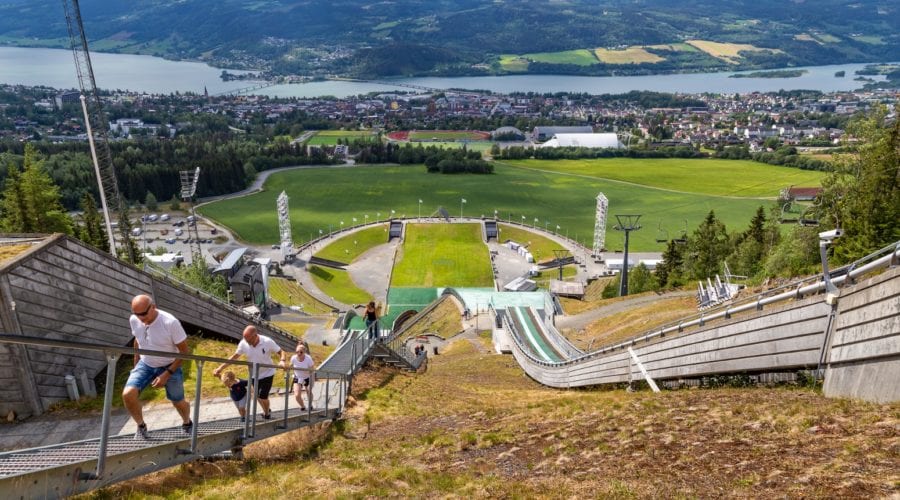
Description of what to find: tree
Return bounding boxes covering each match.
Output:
[819,106,900,263]
[77,193,109,252]
[683,210,730,280]
[169,195,181,211]
[656,239,684,288]
[0,144,73,235]
[145,191,158,211]
[170,260,228,300]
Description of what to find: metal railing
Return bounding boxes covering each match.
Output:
[504,239,900,368]
[0,334,347,481]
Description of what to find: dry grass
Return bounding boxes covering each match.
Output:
[567,296,698,349]
[594,47,665,64]
[686,39,780,64]
[559,278,614,314]
[396,296,464,341]
[0,243,34,265]
[268,277,334,315]
[88,336,900,498]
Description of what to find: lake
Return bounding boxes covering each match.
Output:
[0,46,891,97]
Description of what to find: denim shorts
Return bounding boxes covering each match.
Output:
[124,360,185,402]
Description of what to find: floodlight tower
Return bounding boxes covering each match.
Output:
[277,191,293,262]
[592,192,609,259]
[180,167,202,260]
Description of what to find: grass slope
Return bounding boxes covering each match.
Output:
[391,224,493,287]
[91,337,900,498]
[314,224,389,263]
[198,161,812,251]
[307,265,372,305]
[268,277,334,315]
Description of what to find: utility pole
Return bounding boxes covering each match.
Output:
[614,215,642,297]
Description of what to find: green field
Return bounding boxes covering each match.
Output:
[409,131,486,141]
[198,160,808,251]
[415,141,494,153]
[315,224,389,263]
[498,158,825,198]
[498,54,529,72]
[497,223,567,264]
[391,224,493,287]
[306,130,376,146]
[522,49,598,66]
[307,265,372,306]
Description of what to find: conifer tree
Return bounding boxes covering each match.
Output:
[819,105,900,263]
[77,192,109,252]
[683,210,730,280]
[1,144,73,235]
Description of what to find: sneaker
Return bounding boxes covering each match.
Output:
[134,423,149,440]
[239,416,246,423]
[181,420,193,435]
[299,406,306,411]
[262,412,272,420]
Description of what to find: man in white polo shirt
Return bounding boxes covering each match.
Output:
[213,325,286,419]
[123,294,193,440]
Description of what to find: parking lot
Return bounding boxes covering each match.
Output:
[114,212,229,264]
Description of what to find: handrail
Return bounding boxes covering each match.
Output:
[0,333,347,482]
[502,239,900,368]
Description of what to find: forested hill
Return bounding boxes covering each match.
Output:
[0,0,897,78]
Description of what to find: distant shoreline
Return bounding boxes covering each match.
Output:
[730,70,807,79]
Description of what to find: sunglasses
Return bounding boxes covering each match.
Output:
[133,303,154,317]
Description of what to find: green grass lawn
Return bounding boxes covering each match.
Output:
[498,54,529,72]
[497,223,567,263]
[523,49,598,66]
[409,131,486,141]
[391,224,493,287]
[307,130,376,146]
[307,265,372,306]
[268,277,334,315]
[198,161,794,252]
[314,224,389,263]
[412,141,494,153]
[498,158,825,197]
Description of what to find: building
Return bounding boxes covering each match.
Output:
[532,125,593,141]
[213,248,269,317]
[539,133,622,149]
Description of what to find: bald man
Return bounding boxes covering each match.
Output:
[213,325,286,419]
[124,294,192,440]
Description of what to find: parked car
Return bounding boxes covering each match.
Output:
[165,238,176,244]
[271,244,280,249]
[173,221,185,227]
[160,214,170,221]
[174,229,184,236]
[147,214,158,222]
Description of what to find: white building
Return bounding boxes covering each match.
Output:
[540,133,622,149]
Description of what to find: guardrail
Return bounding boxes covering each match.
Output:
[0,334,346,482]
[507,239,900,369]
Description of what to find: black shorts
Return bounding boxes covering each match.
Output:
[252,375,274,400]
[293,377,310,388]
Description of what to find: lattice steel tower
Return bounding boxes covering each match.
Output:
[593,192,609,258]
[63,0,132,260]
[277,191,293,262]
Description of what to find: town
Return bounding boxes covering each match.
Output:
[2,82,897,154]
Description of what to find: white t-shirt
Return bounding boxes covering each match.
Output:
[236,335,282,379]
[130,309,187,368]
[291,354,315,383]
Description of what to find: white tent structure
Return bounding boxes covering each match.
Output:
[540,133,623,149]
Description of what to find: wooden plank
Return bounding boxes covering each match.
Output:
[9,264,132,314]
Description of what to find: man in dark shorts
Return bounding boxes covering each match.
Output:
[213,325,286,419]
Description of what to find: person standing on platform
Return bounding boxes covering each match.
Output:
[213,325,286,420]
[364,301,379,339]
[123,294,193,440]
